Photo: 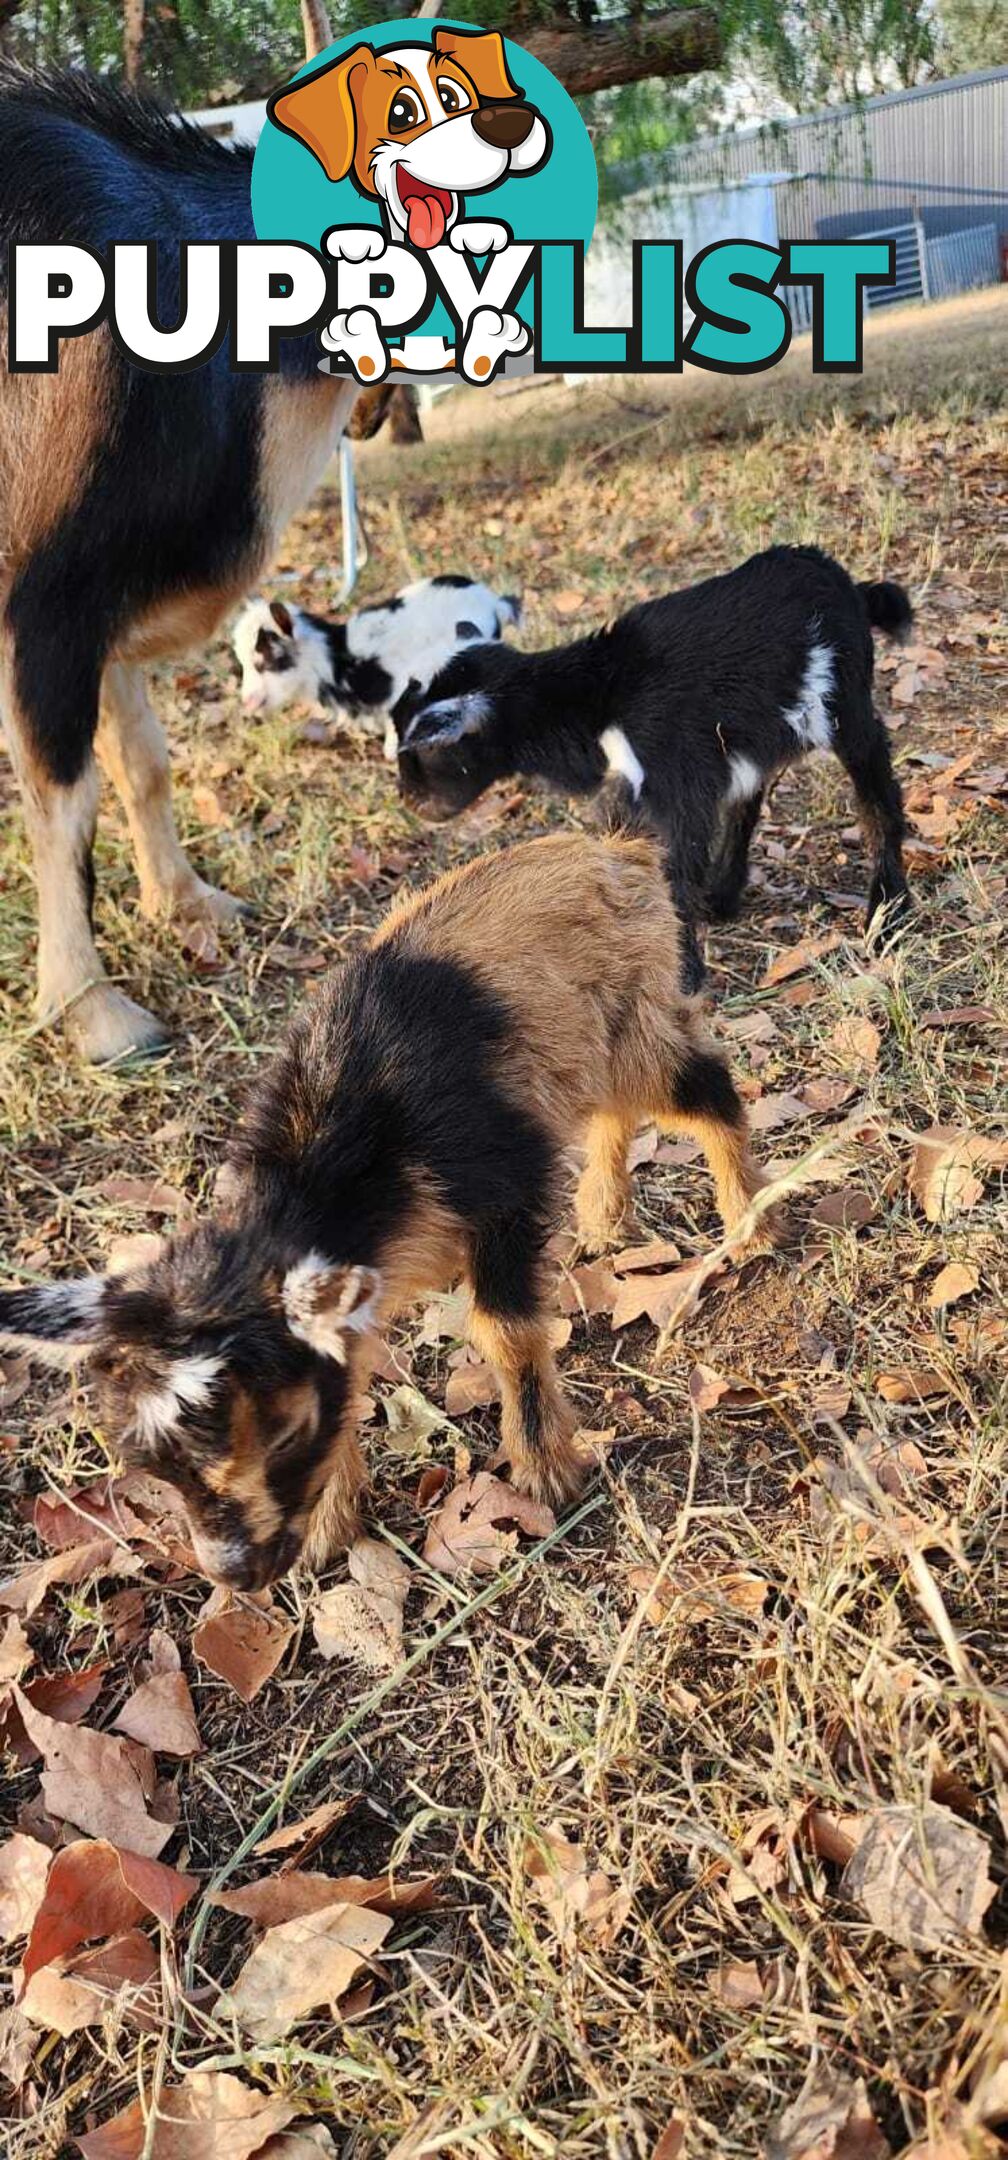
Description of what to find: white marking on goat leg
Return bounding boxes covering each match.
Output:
[726,752,764,804]
[600,726,646,800]
[782,640,836,751]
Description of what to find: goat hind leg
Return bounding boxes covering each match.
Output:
[575,1109,638,1253]
[705,791,764,922]
[467,1217,585,1507]
[835,708,910,939]
[657,1037,784,1253]
[98,662,247,928]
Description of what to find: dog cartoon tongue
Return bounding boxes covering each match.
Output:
[397,171,453,250]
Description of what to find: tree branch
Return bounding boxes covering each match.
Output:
[516,8,722,96]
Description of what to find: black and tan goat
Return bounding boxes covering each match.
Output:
[0,834,780,1590]
[0,4,356,1065]
[395,544,913,991]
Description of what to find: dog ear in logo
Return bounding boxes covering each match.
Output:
[431,27,522,105]
[267,44,377,184]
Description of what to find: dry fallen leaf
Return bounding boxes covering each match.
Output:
[0,1834,51,1943]
[553,588,585,614]
[909,1125,1008,1225]
[0,1615,33,1683]
[113,1631,201,1758]
[712,1958,765,2009]
[225,1900,392,2040]
[651,2121,686,2160]
[423,1472,554,1577]
[21,1929,160,2037]
[213,1869,438,1926]
[76,2071,299,2160]
[830,1015,881,1070]
[876,1368,947,1404]
[312,1537,410,1673]
[192,1590,294,1704]
[631,1564,769,1627]
[801,1077,858,1114]
[810,1191,876,1233]
[841,1802,995,1952]
[762,933,842,987]
[764,2064,890,2159]
[12,1688,172,1859]
[928,1262,980,1311]
[611,1261,707,1332]
[524,1820,631,1950]
[611,1236,683,1274]
[747,1091,808,1134]
[688,1364,764,1416]
[97,1176,187,1218]
[0,1538,131,1619]
[556,1260,619,1317]
[22,1839,196,1981]
[253,1796,359,1869]
[443,1360,499,1414]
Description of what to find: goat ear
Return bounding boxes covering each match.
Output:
[269,598,295,638]
[283,1256,382,1364]
[0,1278,108,1367]
[401,692,491,752]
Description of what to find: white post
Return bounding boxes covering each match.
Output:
[913,207,930,302]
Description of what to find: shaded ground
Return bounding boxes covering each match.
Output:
[1,288,1006,2158]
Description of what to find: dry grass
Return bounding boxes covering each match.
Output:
[1,289,1007,2158]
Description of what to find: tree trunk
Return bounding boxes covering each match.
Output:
[123,0,146,86]
[516,9,721,95]
[0,0,22,48]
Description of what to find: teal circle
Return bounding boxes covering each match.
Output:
[251,17,597,353]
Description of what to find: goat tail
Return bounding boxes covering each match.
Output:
[860,579,914,643]
[301,0,332,60]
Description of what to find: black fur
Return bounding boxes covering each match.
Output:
[397,545,912,983]
[0,63,326,789]
[237,943,557,1259]
[292,611,394,716]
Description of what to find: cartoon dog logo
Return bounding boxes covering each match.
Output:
[268,27,550,255]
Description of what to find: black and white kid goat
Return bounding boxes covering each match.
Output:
[234,574,520,758]
[396,545,913,990]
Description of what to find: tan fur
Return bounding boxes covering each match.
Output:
[302,1426,367,1570]
[0,317,112,575]
[370,834,778,1514]
[0,303,355,1051]
[202,1387,285,1545]
[96,662,243,926]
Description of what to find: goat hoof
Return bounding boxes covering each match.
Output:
[62,985,171,1066]
[180,880,250,927]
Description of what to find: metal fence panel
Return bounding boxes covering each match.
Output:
[926,222,1001,298]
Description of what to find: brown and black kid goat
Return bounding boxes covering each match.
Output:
[0,834,780,1590]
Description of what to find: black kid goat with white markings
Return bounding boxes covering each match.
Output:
[396,544,913,990]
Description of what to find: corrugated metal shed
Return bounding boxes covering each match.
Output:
[627,68,1008,242]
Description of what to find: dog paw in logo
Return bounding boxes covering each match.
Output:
[252,16,596,383]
